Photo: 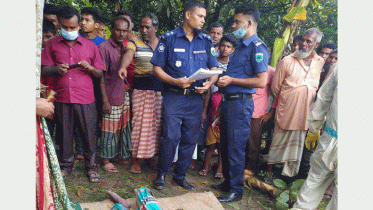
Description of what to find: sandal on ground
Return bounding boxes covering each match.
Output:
[214,172,223,179]
[88,171,100,183]
[130,164,142,174]
[323,192,332,199]
[102,162,119,173]
[199,169,209,176]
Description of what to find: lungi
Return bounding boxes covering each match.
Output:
[100,92,132,159]
[267,123,307,177]
[131,89,162,159]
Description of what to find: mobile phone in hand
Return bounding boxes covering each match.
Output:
[68,63,80,69]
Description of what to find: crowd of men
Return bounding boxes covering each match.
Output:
[40,1,338,207]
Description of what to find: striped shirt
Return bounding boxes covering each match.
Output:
[127,36,162,91]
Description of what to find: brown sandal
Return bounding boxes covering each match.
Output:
[88,171,100,183]
[102,162,119,173]
[130,164,142,174]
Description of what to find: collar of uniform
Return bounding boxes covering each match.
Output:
[242,33,258,46]
[108,37,124,49]
[57,35,83,45]
[176,27,203,39]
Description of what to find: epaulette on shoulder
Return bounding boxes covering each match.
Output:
[254,39,266,48]
[161,30,176,39]
[202,33,214,43]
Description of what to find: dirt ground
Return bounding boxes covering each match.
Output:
[64,152,330,210]
[65,155,277,209]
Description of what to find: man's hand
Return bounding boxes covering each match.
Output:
[305,131,321,150]
[217,75,233,87]
[260,108,275,125]
[57,63,69,75]
[36,97,55,119]
[118,68,127,80]
[102,101,112,115]
[79,60,94,72]
[200,110,208,131]
[175,77,195,89]
[195,80,213,94]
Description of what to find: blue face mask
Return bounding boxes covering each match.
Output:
[232,22,248,39]
[61,28,79,41]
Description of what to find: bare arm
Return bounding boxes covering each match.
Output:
[41,64,69,76]
[79,60,103,79]
[217,72,268,89]
[118,49,135,80]
[100,74,111,114]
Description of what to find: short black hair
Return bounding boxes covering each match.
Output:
[43,19,57,35]
[293,35,303,43]
[330,48,338,54]
[209,22,224,33]
[43,3,59,15]
[316,43,337,54]
[235,4,260,24]
[142,13,159,27]
[111,16,130,29]
[183,0,206,19]
[81,7,103,23]
[219,35,236,47]
[115,9,133,23]
[58,6,80,22]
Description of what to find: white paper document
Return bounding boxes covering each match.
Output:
[188,68,223,80]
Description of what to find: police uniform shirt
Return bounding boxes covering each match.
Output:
[150,27,219,90]
[220,33,269,94]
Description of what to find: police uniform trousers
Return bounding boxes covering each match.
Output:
[157,92,203,180]
[55,102,98,173]
[220,94,254,195]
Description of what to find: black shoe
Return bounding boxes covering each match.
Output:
[154,174,166,190]
[172,177,195,191]
[211,182,230,192]
[217,192,243,203]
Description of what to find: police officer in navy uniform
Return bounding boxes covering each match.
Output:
[151,0,219,190]
[214,5,269,202]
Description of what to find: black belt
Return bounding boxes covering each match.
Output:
[222,93,252,101]
[164,86,199,95]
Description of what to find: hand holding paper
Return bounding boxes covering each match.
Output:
[188,68,223,80]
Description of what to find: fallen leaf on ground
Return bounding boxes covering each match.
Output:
[148,174,156,179]
[91,188,98,191]
[97,180,107,185]
[77,186,84,197]
[202,180,209,185]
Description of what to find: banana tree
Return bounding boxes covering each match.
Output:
[270,0,313,68]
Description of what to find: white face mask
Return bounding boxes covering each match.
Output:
[61,28,79,40]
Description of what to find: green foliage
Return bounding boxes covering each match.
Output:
[276,190,289,209]
[273,178,287,190]
[45,0,337,47]
[290,179,306,192]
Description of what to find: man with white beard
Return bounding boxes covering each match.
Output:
[265,28,325,180]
